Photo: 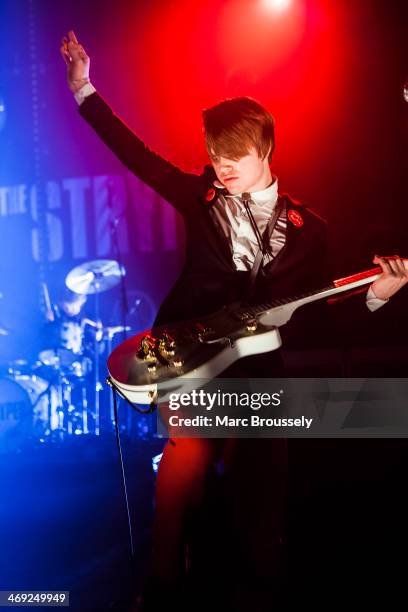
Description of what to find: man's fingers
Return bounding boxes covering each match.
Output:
[383,256,406,277]
[374,255,393,276]
[393,256,408,277]
[60,45,71,65]
[386,258,400,276]
[374,255,408,280]
[392,257,405,277]
[77,44,88,60]
[373,255,387,270]
[68,30,78,44]
[67,41,83,61]
[66,38,88,63]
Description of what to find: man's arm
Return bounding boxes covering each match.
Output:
[310,217,405,311]
[289,219,403,345]
[332,255,408,311]
[60,31,197,213]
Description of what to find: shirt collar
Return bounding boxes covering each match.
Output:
[213,176,278,205]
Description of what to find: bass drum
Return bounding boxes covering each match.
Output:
[0,375,59,452]
[15,374,60,433]
[0,377,33,453]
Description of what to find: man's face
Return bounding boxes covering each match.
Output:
[209,145,271,195]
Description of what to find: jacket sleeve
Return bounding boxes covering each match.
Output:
[308,221,389,348]
[78,92,197,214]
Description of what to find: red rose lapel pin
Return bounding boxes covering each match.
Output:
[288,208,304,228]
[205,188,216,203]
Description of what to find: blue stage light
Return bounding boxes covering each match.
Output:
[0,94,6,131]
[152,452,163,473]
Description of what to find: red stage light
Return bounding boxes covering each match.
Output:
[261,0,292,13]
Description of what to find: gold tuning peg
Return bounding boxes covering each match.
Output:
[139,335,157,360]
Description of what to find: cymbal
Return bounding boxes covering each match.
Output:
[66,259,125,295]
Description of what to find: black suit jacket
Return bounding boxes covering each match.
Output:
[79,93,380,370]
[79,93,331,326]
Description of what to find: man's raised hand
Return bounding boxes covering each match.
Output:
[60,30,90,93]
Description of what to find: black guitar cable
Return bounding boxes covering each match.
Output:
[105,377,158,563]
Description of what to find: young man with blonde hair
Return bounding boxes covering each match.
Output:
[61,30,407,611]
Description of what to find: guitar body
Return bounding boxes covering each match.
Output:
[107,306,282,404]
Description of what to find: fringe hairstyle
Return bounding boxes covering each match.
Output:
[202,97,275,163]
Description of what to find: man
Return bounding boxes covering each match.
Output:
[60,30,407,611]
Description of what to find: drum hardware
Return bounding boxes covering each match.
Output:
[38,349,91,378]
[0,373,60,451]
[104,325,131,340]
[7,359,30,376]
[65,259,126,436]
[36,318,120,438]
[0,376,33,453]
[45,369,90,438]
[0,256,157,448]
[104,325,131,426]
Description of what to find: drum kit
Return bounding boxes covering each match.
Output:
[0,259,156,452]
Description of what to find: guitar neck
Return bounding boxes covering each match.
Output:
[236,266,383,320]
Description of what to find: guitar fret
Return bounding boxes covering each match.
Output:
[235,284,335,320]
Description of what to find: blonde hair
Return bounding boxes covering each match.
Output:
[202,97,275,163]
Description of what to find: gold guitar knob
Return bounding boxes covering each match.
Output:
[140,334,155,354]
[138,335,158,361]
[162,331,176,348]
[246,320,258,332]
[158,338,175,357]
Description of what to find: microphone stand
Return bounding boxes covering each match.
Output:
[109,214,129,428]
[93,275,102,436]
[110,217,129,342]
[106,179,129,343]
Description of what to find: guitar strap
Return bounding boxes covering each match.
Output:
[247,194,286,299]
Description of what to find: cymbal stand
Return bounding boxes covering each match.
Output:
[93,275,103,436]
[105,329,116,427]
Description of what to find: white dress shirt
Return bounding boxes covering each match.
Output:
[211,177,284,271]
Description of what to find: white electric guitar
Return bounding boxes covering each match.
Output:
[107,263,405,405]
